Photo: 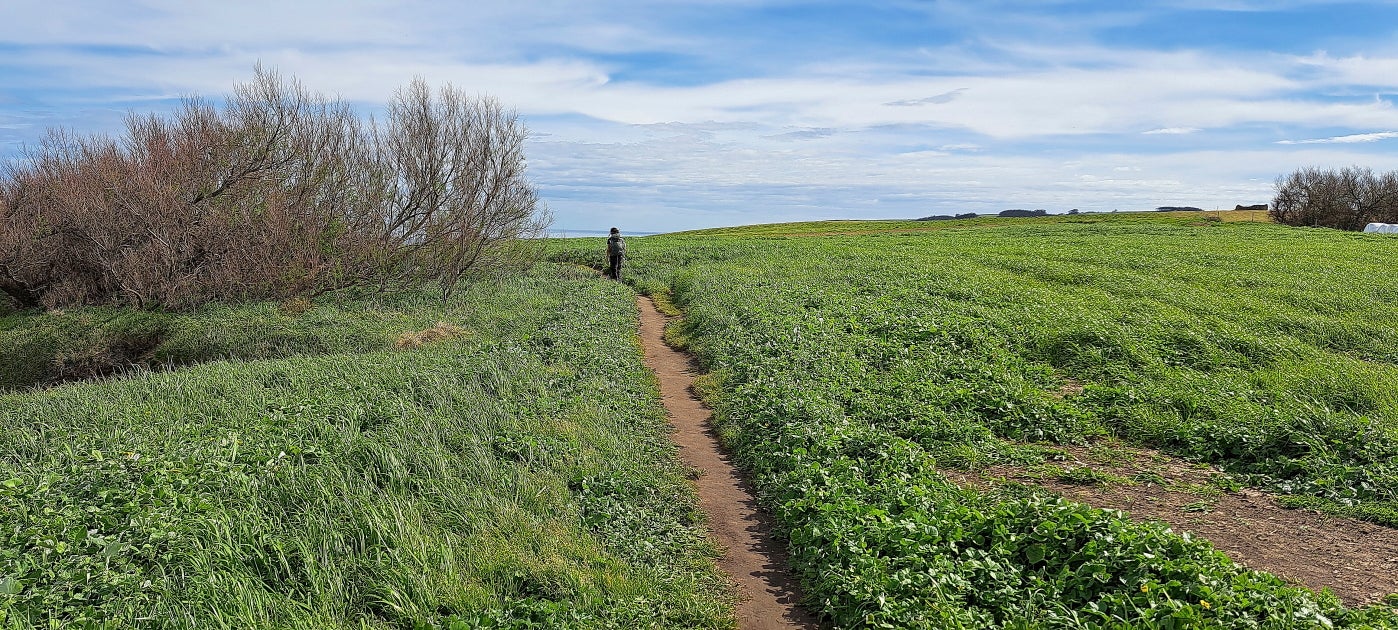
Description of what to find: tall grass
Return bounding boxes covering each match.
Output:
[0,266,730,628]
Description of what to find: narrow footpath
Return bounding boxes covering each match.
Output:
[636,297,819,630]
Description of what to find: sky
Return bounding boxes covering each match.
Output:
[4,1,1398,233]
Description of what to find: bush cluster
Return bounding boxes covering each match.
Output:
[0,67,548,310]
[1271,166,1398,230]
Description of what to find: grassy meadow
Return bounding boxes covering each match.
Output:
[554,213,1398,628]
[6,210,1398,628]
[0,266,730,628]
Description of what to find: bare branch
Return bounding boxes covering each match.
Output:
[0,70,549,309]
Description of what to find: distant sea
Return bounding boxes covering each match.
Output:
[546,228,663,237]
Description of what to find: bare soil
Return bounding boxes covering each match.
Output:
[636,297,819,630]
[946,442,1398,608]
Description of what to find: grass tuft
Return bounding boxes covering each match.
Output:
[394,321,471,349]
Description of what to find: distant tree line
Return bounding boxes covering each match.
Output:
[916,209,1053,221]
[1271,166,1398,231]
[916,212,982,221]
[0,67,549,310]
[998,209,1048,218]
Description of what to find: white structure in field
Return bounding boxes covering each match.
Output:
[1363,223,1398,233]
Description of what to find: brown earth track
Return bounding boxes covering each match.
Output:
[947,443,1398,609]
[636,297,819,630]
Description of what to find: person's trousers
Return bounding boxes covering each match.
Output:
[608,254,623,279]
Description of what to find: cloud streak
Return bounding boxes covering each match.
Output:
[1277,131,1398,144]
[1144,127,1202,135]
[885,88,969,107]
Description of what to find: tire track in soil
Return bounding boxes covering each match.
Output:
[636,297,819,630]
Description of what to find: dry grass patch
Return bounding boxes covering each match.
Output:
[395,321,470,349]
[279,296,313,315]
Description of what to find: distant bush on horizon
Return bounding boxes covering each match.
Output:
[999,208,1049,218]
[915,212,980,221]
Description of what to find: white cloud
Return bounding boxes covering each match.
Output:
[5,5,1395,141]
[1295,52,1398,89]
[8,1,1398,231]
[764,127,839,141]
[0,0,764,71]
[885,88,969,107]
[531,115,1398,231]
[1277,131,1398,144]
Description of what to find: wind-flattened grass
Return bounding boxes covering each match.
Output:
[551,217,1398,627]
[0,280,517,391]
[0,266,730,628]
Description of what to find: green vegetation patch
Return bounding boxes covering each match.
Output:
[0,266,729,628]
[551,218,1398,627]
[0,289,493,391]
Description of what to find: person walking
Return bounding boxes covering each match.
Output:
[606,227,626,280]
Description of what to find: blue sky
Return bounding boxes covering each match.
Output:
[4,1,1398,232]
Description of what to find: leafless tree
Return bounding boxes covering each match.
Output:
[1272,166,1398,230]
[0,67,549,310]
[371,79,549,298]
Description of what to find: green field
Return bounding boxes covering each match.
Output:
[556,215,1398,627]
[5,213,1398,628]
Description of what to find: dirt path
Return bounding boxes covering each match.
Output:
[636,297,819,630]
